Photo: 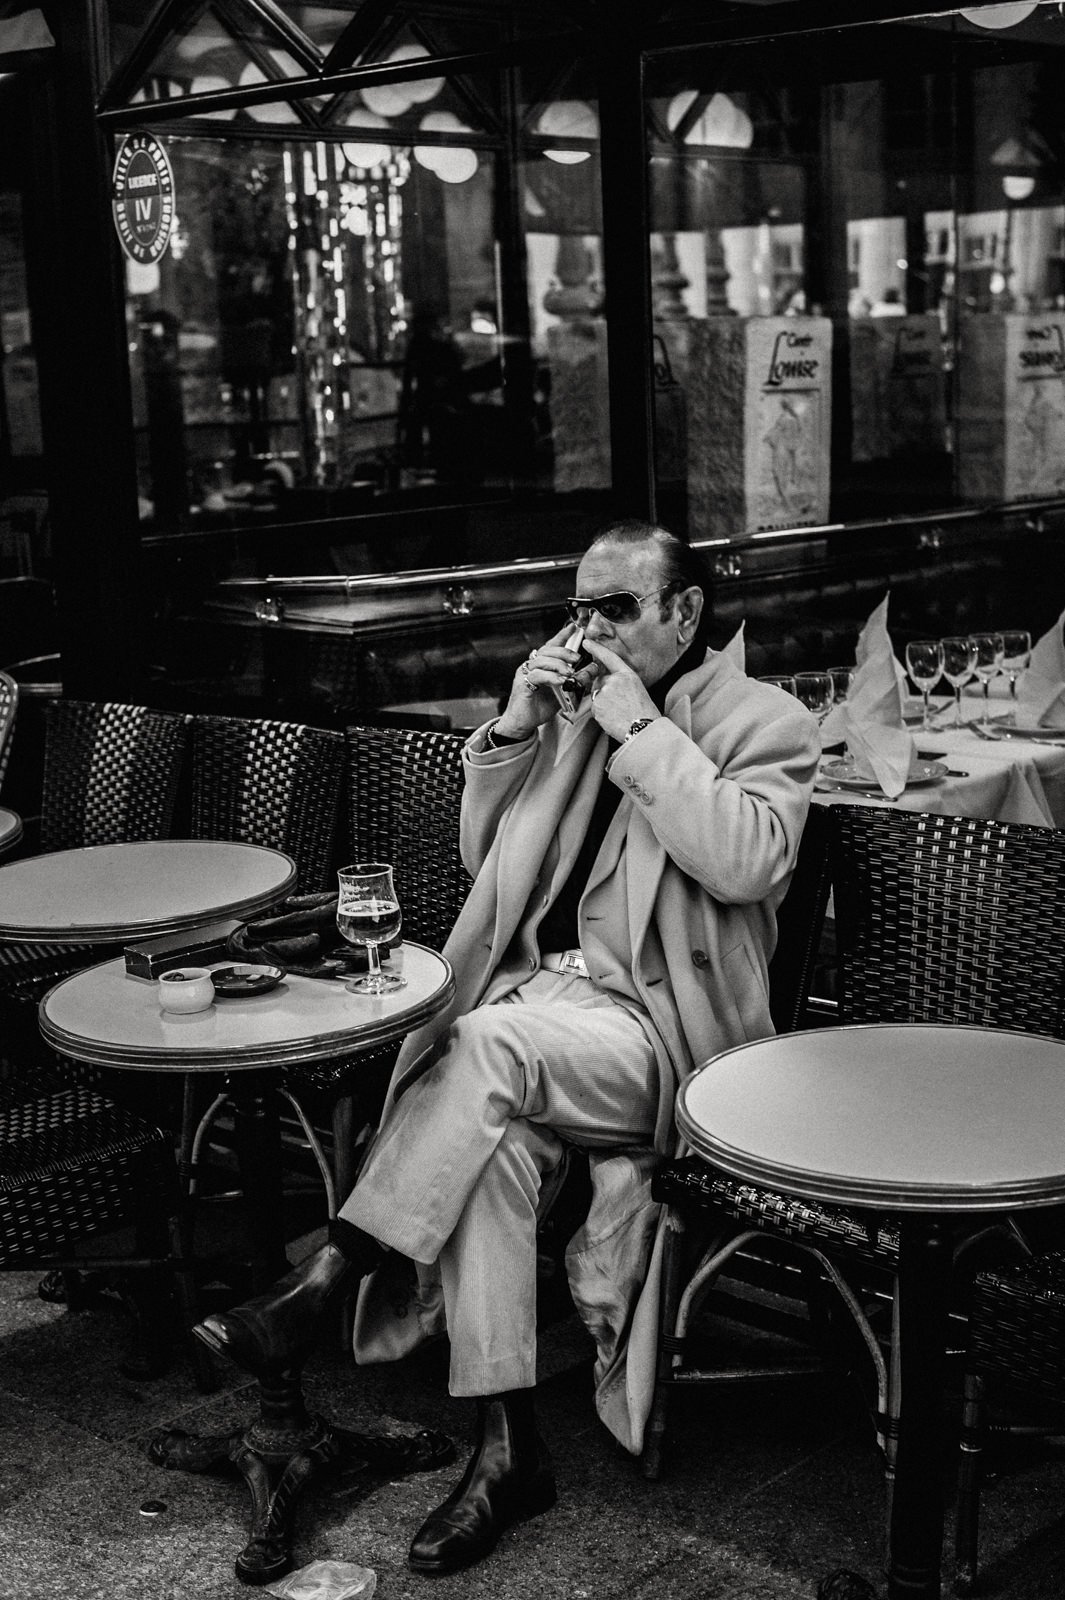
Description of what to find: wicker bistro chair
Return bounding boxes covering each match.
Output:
[0,669,17,795]
[284,724,472,1203]
[645,806,1065,1485]
[0,1057,198,1379]
[957,1251,1065,1594]
[0,700,190,1008]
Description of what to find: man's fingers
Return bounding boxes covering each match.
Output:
[582,638,628,675]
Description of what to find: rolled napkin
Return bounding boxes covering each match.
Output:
[1015,605,1065,728]
[819,593,914,798]
[226,890,397,977]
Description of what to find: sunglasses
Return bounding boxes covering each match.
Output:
[564,585,675,625]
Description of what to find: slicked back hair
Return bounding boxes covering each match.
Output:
[584,518,712,650]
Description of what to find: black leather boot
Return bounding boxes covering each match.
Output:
[193,1225,383,1380]
[408,1390,556,1575]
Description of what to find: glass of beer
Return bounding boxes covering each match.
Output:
[336,862,406,994]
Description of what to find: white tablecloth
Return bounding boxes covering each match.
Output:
[814,689,1065,829]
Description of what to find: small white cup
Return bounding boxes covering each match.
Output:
[158,966,215,1014]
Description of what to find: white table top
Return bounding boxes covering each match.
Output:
[0,838,296,943]
[677,1024,1065,1214]
[814,693,1065,829]
[0,807,22,854]
[39,944,455,1073]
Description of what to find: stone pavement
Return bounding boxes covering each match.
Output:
[2,1246,1065,1600]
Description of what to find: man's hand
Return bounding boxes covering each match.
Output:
[494,623,598,739]
[583,639,659,742]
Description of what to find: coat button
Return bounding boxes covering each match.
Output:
[691,949,709,968]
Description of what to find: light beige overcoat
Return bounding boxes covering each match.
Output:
[353,650,820,1452]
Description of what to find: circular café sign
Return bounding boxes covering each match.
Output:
[112,134,175,265]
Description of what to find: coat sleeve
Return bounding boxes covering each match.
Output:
[607,696,819,904]
[458,721,538,877]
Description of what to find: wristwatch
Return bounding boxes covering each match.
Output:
[624,717,657,743]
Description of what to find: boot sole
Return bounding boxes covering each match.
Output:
[407,1475,557,1576]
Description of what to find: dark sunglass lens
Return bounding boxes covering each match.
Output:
[564,600,584,622]
[597,594,638,623]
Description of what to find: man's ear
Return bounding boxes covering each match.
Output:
[676,585,704,641]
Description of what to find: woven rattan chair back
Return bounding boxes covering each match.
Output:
[189,715,345,892]
[346,725,472,948]
[768,803,831,1033]
[830,806,1065,1038]
[40,700,189,854]
[0,670,17,794]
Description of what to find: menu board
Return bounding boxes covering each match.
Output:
[687,315,832,540]
[956,312,1065,502]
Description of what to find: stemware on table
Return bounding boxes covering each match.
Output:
[336,861,406,994]
[940,635,978,728]
[905,639,945,731]
[826,666,854,705]
[757,675,797,695]
[1000,629,1032,717]
[793,671,834,722]
[968,632,1005,730]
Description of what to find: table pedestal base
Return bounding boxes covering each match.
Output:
[148,1374,455,1585]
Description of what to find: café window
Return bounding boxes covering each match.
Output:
[645,3,1065,539]
[103,1,605,564]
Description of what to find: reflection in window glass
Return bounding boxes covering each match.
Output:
[647,10,1065,537]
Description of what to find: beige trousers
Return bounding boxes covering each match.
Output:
[340,967,658,1394]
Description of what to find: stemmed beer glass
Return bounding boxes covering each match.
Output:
[904,640,944,730]
[940,635,978,728]
[969,632,1004,730]
[336,862,406,994]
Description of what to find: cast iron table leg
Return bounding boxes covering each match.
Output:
[229,1072,291,1291]
[148,1373,454,1585]
[888,1216,953,1599]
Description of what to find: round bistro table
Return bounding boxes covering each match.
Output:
[0,837,297,943]
[676,1023,1065,1600]
[0,806,23,855]
[40,942,456,1587]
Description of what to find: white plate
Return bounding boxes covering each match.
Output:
[821,758,948,791]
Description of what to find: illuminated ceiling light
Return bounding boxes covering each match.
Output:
[342,106,391,168]
[239,57,300,122]
[959,3,1038,27]
[361,80,414,118]
[667,89,753,149]
[1002,173,1036,199]
[188,73,237,118]
[414,111,477,182]
[386,43,444,104]
[536,99,597,165]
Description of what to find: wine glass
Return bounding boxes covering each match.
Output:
[336,862,406,994]
[1000,629,1032,716]
[940,635,978,727]
[968,632,1004,730]
[757,675,797,695]
[827,666,854,705]
[905,639,944,731]
[793,671,834,723]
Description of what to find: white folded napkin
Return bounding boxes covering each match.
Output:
[819,593,914,798]
[1016,606,1065,728]
[720,620,745,671]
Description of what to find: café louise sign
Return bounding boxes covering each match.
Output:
[112,134,175,265]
